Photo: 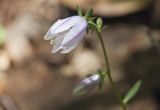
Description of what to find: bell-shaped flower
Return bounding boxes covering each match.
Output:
[44,16,88,53]
[73,74,100,95]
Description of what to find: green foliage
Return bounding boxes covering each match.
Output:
[123,80,142,104]
[77,6,83,16]
[85,8,93,20]
[96,18,103,32]
[0,25,6,46]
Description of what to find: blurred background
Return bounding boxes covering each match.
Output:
[0,0,160,110]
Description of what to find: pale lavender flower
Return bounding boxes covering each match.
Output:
[44,16,87,53]
[73,74,100,95]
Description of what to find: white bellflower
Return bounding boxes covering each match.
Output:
[44,16,87,53]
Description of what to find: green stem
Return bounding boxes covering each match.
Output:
[96,31,127,110]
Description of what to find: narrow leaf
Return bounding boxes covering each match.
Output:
[85,8,93,20]
[76,6,83,16]
[123,80,142,104]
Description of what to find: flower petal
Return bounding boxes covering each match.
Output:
[60,31,85,53]
[60,40,79,53]
[52,16,84,34]
[44,17,70,40]
[61,17,87,47]
[51,29,71,53]
[51,35,64,53]
[82,74,100,85]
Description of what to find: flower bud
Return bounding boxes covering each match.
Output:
[73,74,100,95]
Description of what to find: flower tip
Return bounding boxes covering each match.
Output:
[44,36,47,40]
[72,74,100,96]
[51,48,59,53]
[51,46,64,53]
[44,33,49,40]
[72,85,88,96]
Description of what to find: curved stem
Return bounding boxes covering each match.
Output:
[96,31,127,110]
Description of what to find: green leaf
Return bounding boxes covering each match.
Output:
[76,6,83,16]
[0,25,6,46]
[85,8,93,20]
[96,18,103,32]
[88,21,96,27]
[123,80,142,104]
